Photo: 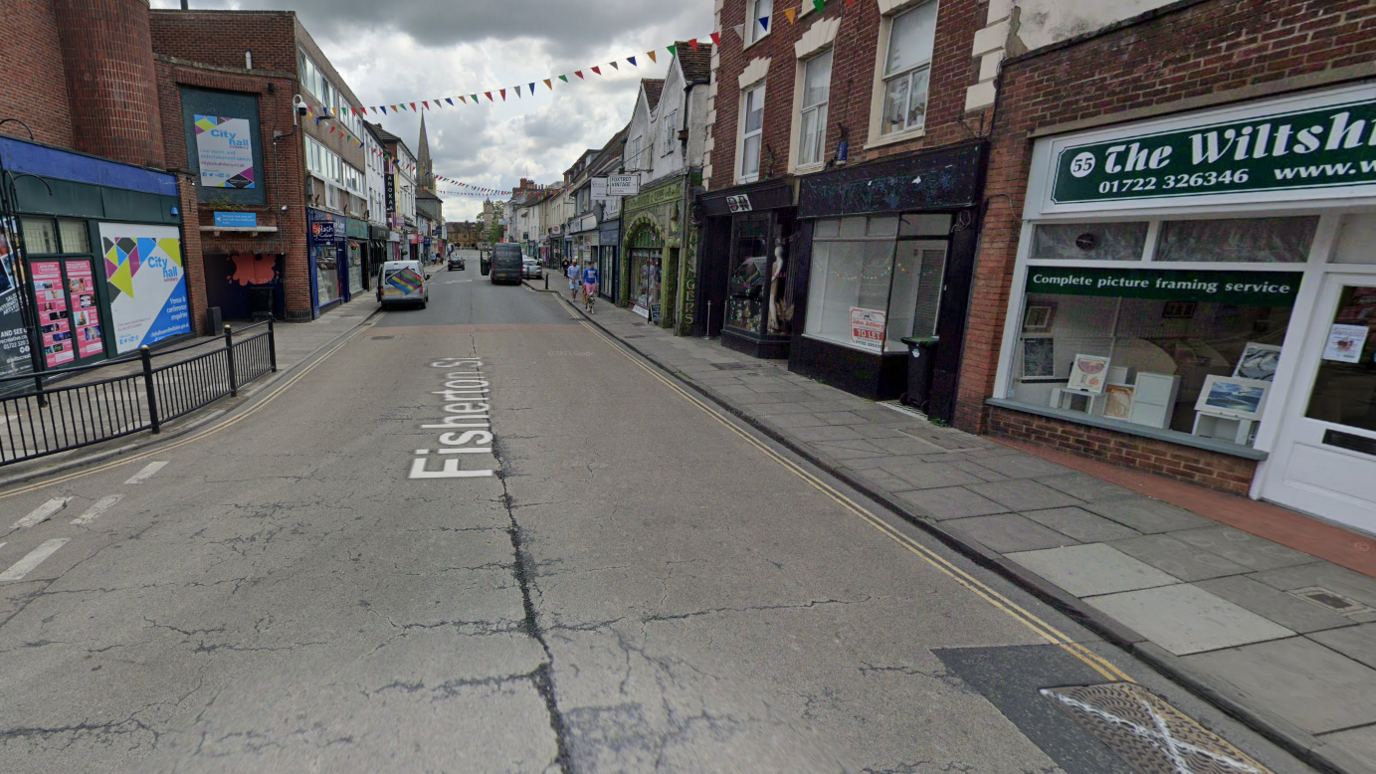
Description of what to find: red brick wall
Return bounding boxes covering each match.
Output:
[174,175,209,335]
[148,9,298,74]
[708,0,988,191]
[52,0,165,168]
[1,0,74,149]
[988,406,1258,495]
[155,57,311,320]
[957,0,1376,434]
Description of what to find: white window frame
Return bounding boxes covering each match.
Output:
[795,49,832,171]
[868,0,939,148]
[737,81,766,184]
[746,0,773,48]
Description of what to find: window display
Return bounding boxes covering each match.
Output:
[726,218,768,334]
[313,243,339,306]
[1306,285,1376,434]
[629,247,660,318]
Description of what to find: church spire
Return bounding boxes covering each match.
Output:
[417,114,434,193]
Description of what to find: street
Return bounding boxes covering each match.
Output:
[0,251,1315,773]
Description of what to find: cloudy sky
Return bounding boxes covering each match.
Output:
[150,0,714,220]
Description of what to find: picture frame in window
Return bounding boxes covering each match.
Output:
[1020,336,1057,381]
[1023,302,1056,332]
[1233,342,1282,382]
[1066,354,1111,394]
[1196,375,1270,420]
[1102,384,1135,420]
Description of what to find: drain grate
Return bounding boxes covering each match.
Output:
[1042,682,1274,774]
[1289,586,1373,615]
[878,399,928,420]
[369,336,395,340]
[711,362,754,371]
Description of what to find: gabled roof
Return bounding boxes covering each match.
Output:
[674,42,712,84]
[367,121,400,143]
[642,79,665,112]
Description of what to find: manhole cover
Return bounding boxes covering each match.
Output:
[711,363,754,371]
[1041,682,1273,773]
[1289,586,1373,615]
[370,336,395,340]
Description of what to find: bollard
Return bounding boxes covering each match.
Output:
[544,269,548,290]
[267,318,278,372]
[141,345,160,434]
[704,301,712,339]
[224,324,238,398]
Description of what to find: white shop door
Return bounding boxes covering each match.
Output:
[1261,274,1376,534]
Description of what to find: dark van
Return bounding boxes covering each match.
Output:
[490,244,523,285]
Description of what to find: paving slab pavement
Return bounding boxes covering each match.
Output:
[537,271,1376,774]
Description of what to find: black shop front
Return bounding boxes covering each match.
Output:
[789,140,985,416]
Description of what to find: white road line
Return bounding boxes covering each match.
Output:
[0,539,71,582]
[71,494,123,526]
[12,498,71,529]
[124,461,168,485]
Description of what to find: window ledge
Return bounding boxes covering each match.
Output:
[742,31,771,52]
[793,161,826,175]
[985,398,1269,461]
[866,127,927,151]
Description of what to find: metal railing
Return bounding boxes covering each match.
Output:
[0,320,277,467]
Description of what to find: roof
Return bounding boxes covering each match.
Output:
[417,189,441,201]
[591,125,629,172]
[642,79,665,111]
[675,42,712,84]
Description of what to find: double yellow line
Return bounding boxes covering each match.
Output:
[0,323,371,502]
[576,317,1133,683]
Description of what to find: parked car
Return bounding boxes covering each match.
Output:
[490,244,523,285]
[522,257,541,279]
[448,254,465,271]
[377,260,428,309]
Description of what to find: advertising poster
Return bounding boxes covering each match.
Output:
[65,261,104,359]
[0,222,32,381]
[850,308,886,353]
[32,261,73,368]
[194,115,254,189]
[1323,324,1368,364]
[99,224,191,354]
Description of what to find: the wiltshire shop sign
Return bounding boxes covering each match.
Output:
[1051,86,1376,205]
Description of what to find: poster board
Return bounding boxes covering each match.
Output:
[99,224,192,354]
[194,115,255,189]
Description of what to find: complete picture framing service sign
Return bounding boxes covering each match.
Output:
[194,115,255,189]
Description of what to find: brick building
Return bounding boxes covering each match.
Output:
[2,0,199,385]
[956,0,1376,534]
[446,221,482,250]
[149,8,375,321]
[698,0,988,411]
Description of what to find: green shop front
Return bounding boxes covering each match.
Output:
[1,135,193,389]
[986,82,1376,535]
[620,174,699,334]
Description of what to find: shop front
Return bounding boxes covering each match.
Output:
[697,179,796,355]
[571,213,598,270]
[306,208,344,316]
[344,218,367,300]
[621,174,697,333]
[597,215,620,302]
[791,142,985,407]
[366,225,388,289]
[983,83,1376,533]
[1,135,194,387]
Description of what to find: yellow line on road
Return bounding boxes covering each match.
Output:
[0,322,373,502]
[576,317,1133,683]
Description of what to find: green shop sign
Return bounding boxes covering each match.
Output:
[1052,95,1376,204]
[1027,267,1302,307]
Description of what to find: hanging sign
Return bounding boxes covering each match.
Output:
[194,115,255,189]
[1051,87,1376,205]
[850,307,886,353]
[1026,267,1302,307]
[607,174,640,196]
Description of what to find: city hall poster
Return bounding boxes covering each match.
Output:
[99,224,191,354]
[194,115,254,189]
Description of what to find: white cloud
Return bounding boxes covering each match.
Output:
[152,0,713,220]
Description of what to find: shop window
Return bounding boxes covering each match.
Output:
[739,83,766,183]
[887,241,947,348]
[1005,271,1298,447]
[629,247,661,316]
[797,50,832,169]
[21,218,58,254]
[1156,217,1318,263]
[1305,285,1376,433]
[900,213,951,237]
[727,219,769,334]
[1032,222,1148,262]
[57,220,89,253]
[879,1,938,137]
[1330,213,1376,265]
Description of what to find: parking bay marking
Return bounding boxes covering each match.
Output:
[13,498,71,530]
[0,539,71,582]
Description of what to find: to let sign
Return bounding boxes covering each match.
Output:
[850,308,886,352]
[1052,91,1376,205]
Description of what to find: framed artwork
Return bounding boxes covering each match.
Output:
[1195,375,1270,420]
[1023,303,1056,332]
[1233,342,1282,382]
[1103,384,1135,420]
[1021,336,1056,380]
[1067,354,1111,394]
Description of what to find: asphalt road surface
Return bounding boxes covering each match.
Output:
[0,250,1317,773]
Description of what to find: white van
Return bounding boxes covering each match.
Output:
[377,260,429,309]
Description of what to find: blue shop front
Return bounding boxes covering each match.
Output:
[306,208,344,316]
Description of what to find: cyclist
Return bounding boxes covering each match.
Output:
[566,260,580,301]
[581,261,599,313]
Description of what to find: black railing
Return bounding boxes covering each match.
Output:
[0,320,277,467]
